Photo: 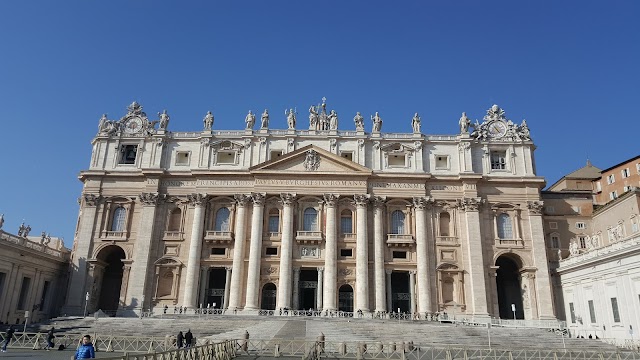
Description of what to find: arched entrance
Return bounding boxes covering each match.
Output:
[97,246,126,313]
[338,284,354,312]
[495,255,524,319]
[261,283,276,310]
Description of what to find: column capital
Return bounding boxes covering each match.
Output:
[187,193,208,206]
[293,266,301,273]
[82,193,102,207]
[526,201,544,215]
[234,194,251,207]
[353,194,370,207]
[225,266,233,271]
[279,193,297,205]
[412,196,434,210]
[317,266,324,272]
[371,196,387,209]
[251,192,266,206]
[409,270,417,275]
[323,194,340,207]
[139,192,160,206]
[456,197,484,212]
[385,269,393,275]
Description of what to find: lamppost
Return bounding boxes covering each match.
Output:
[83,292,89,318]
[23,310,29,333]
[511,303,516,319]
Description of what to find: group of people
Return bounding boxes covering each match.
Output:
[176,329,194,348]
[2,325,95,359]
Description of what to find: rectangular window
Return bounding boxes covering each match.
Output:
[637,163,640,174]
[340,249,353,257]
[340,151,353,161]
[611,297,621,323]
[610,191,618,200]
[622,168,630,178]
[17,277,31,310]
[265,247,278,256]
[268,215,280,233]
[576,222,586,229]
[551,235,560,249]
[270,150,283,160]
[607,174,615,184]
[632,221,639,233]
[217,152,235,164]
[588,300,596,323]
[435,155,449,170]
[392,251,407,259]
[569,302,576,324]
[175,151,190,165]
[211,248,225,256]
[545,206,555,214]
[595,182,602,192]
[341,216,353,234]
[388,154,406,167]
[578,236,587,249]
[0,272,5,297]
[490,151,507,170]
[40,281,50,311]
[623,186,632,192]
[119,145,138,164]
[549,222,558,229]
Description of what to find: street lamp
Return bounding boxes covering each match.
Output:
[83,292,89,318]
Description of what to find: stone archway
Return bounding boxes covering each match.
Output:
[495,255,524,319]
[338,284,354,312]
[96,245,126,314]
[261,283,276,310]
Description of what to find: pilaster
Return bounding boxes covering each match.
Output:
[277,193,296,310]
[413,196,433,313]
[354,194,370,312]
[527,201,556,319]
[372,196,387,313]
[244,193,266,310]
[322,194,338,311]
[182,193,207,308]
[228,194,250,310]
[458,196,489,317]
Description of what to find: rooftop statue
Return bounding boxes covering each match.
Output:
[309,105,319,130]
[245,110,256,130]
[261,109,269,129]
[285,108,297,129]
[459,112,470,134]
[411,112,421,133]
[371,112,383,133]
[329,110,338,130]
[203,111,214,130]
[158,110,170,130]
[0,213,4,230]
[98,114,117,135]
[353,112,364,131]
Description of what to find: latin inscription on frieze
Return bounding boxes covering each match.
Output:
[148,179,254,187]
[371,182,425,189]
[428,185,461,191]
[255,179,367,187]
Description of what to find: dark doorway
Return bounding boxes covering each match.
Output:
[299,269,318,310]
[391,271,410,313]
[261,283,276,310]
[496,256,524,319]
[206,268,226,308]
[97,246,126,313]
[338,284,354,312]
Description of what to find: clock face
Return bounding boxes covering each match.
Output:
[124,117,144,134]
[487,120,507,138]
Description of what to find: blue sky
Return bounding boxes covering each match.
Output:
[1,1,638,247]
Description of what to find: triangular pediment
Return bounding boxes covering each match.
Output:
[250,145,372,175]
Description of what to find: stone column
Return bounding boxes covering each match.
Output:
[385,270,393,313]
[316,267,324,310]
[488,266,500,317]
[244,193,266,310]
[199,267,209,307]
[223,267,232,309]
[459,197,489,316]
[227,194,250,310]
[527,201,556,319]
[64,194,100,315]
[277,193,296,310]
[413,197,433,313]
[409,271,417,314]
[292,267,301,310]
[182,193,207,308]
[354,194,370,312]
[131,209,168,310]
[322,194,339,311]
[372,196,387,313]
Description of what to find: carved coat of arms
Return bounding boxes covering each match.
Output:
[303,150,320,171]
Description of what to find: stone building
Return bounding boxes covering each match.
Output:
[64,101,555,320]
[0,215,70,324]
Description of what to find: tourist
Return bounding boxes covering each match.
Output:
[1,325,14,352]
[185,329,193,348]
[177,331,184,348]
[74,335,95,359]
[45,327,55,350]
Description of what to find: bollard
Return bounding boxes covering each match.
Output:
[274,343,281,357]
[241,330,249,352]
[338,342,346,356]
[357,342,366,359]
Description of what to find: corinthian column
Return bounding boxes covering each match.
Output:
[527,201,556,319]
[277,193,296,310]
[354,194,370,312]
[227,194,250,310]
[244,193,266,310]
[372,196,387,313]
[413,196,432,314]
[182,193,207,308]
[323,193,339,311]
[458,197,489,316]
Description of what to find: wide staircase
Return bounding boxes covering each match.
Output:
[32,315,617,351]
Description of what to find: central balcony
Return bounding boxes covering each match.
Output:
[296,231,324,245]
[204,231,234,244]
[494,238,524,248]
[386,234,415,247]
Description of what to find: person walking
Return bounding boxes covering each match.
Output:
[1,325,15,352]
[184,329,193,348]
[44,327,55,350]
[74,334,95,359]
[177,331,184,348]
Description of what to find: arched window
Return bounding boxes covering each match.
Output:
[391,210,405,234]
[303,207,318,231]
[439,212,451,236]
[268,208,280,233]
[167,208,182,231]
[215,207,231,231]
[497,213,513,239]
[111,207,126,232]
[340,210,353,234]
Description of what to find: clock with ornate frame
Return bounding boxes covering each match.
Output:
[123,117,144,134]
[487,120,507,138]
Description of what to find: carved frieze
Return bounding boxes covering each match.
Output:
[527,201,544,215]
[262,267,278,275]
[339,268,353,276]
[139,192,160,206]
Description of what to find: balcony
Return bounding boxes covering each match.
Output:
[436,236,459,246]
[494,238,524,248]
[386,234,415,247]
[163,231,184,241]
[204,231,234,244]
[101,231,127,241]
[296,231,324,244]
[341,233,357,243]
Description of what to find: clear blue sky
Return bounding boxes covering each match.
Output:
[1,1,638,247]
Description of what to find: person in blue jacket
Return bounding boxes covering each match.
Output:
[74,335,95,359]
